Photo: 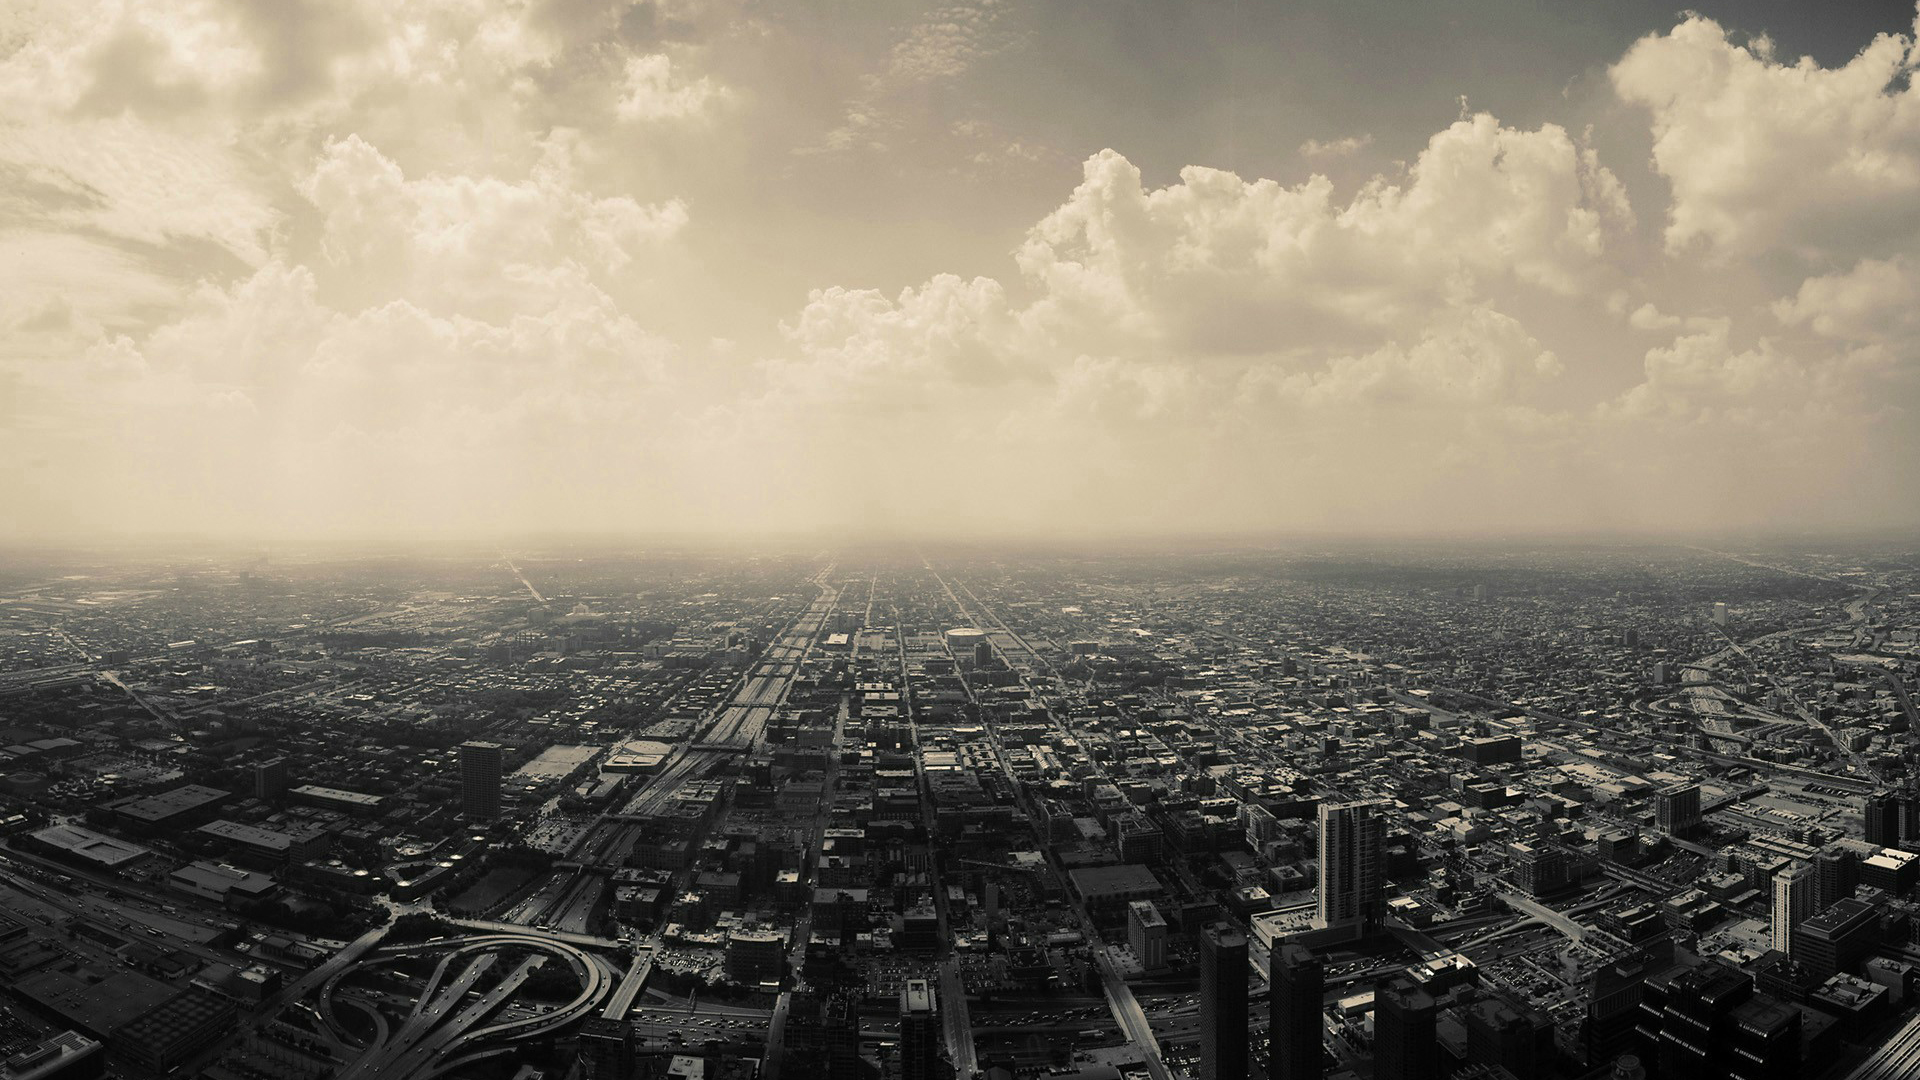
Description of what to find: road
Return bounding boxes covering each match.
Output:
[924,559,1172,1080]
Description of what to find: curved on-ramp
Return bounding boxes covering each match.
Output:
[331,930,612,1072]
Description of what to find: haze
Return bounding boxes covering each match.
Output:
[4,0,1920,543]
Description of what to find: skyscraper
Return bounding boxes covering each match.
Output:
[1866,790,1902,848]
[1373,975,1438,1080]
[1318,800,1385,933]
[899,978,939,1080]
[460,740,504,821]
[1272,940,1324,1080]
[1771,863,1814,955]
[1199,922,1249,1080]
[1816,845,1859,909]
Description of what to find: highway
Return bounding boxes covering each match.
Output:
[334,932,610,1079]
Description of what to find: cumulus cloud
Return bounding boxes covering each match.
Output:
[616,52,729,123]
[1,0,1916,538]
[298,134,687,317]
[1612,12,1920,261]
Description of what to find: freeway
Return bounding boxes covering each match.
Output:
[335,932,610,1079]
[337,953,499,1080]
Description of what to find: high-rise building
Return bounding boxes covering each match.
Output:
[1582,953,1646,1070]
[1771,863,1815,955]
[251,758,287,801]
[1127,899,1167,970]
[459,741,504,822]
[822,994,861,1080]
[1199,922,1249,1080]
[1464,998,1552,1080]
[1271,940,1324,1080]
[1793,897,1879,981]
[1373,975,1438,1080]
[1636,963,1799,1080]
[1712,602,1729,626]
[1866,791,1902,848]
[1654,784,1701,838]
[1816,845,1860,909]
[899,979,939,1080]
[1510,842,1568,897]
[1318,800,1385,932]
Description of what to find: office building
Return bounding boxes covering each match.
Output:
[1127,899,1167,970]
[1271,940,1324,1080]
[1816,846,1859,909]
[459,740,504,822]
[1772,863,1815,955]
[1511,842,1567,897]
[250,758,287,801]
[1318,800,1385,932]
[1654,784,1701,838]
[1200,922,1248,1080]
[822,994,861,1080]
[725,928,785,986]
[1866,791,1902,848]
[1793,897,1879,981]
[1373,975,1438,1080]
[1464,998,1552,1080]
[1636,963,1799,1080]
[1582,954,1646,1070]
[900,979,939,1080]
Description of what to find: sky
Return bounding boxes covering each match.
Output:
[3,0,1920,543]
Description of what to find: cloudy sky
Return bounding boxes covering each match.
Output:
[3,0,1919,543]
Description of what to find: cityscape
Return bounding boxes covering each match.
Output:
[0,540,1915,1080]
[6,0,1920,1079]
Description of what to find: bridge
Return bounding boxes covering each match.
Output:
[325,931,611,1080]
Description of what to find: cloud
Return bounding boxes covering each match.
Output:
[1013,116,1631,361]
[1773,256,1920,344]
[1,0,1917,539]
[616,52,729,123]
[813,0,1032,158]
[1612,12,1920,261]
[1299,134,1373,160]
[298,134,687,317]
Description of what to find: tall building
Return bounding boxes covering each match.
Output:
[459,741,504,822]
[1866,791,1902,848]
[899,979,939,1080]
[1464,998,1551,1080]
[1271,940,1324,1080]
[1127,899,1167,970]
[1771,863,1815,955]
[1636,963,1799,1080]
[1712,602,1729,626]
[1510,842,1568,897]
[1654,784,1701,838]
[1373,975,1438,1080]
[1816,845,1860,909]
[1199,922,1249,1080]
[1582,953,1646,1070]
[251,758,287,801]
[1793,897,1879,981]
[1318,800,1385,932]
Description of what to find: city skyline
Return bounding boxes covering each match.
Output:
[4,1,1920,541]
